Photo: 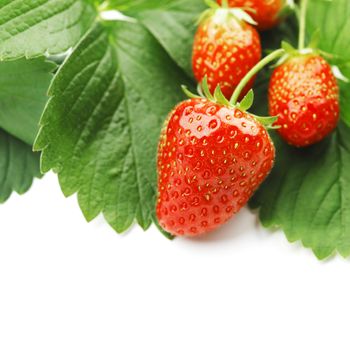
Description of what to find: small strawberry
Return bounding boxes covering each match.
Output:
[192,6,261,100]
[217,0,285,30]
[269,53,340,147]
[156,83,275,237]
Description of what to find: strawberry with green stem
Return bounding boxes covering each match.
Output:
[269,0,340,147]
[192,0,262,100]
[157,50,285,237]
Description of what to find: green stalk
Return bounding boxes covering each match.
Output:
[298,0,309,50]
[230,49,285,105]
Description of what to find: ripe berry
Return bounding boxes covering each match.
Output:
[192,8,261,100]
[156,98,275,237]
[217,0,284,30]
[269,54,340,147]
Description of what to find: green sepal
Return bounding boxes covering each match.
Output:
[281,40,296,53]
[230,8,257,26]
[182,85,202,99]
[198,0,257,26]
[332,66,350,83]
[182,78,279,131]
[271,41,319,68]
[213,85,230,106]
[238,89,254,111]
[220,0,229,8]
[200,76,215,101]
[196,8,216,25]
[253,115,280,129]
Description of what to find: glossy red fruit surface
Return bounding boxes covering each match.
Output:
[192,12,261,100]
[269,55,340,147]
[156,99,275,237]
[217,0,284,30]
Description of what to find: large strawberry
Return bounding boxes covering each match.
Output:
[192,6,261,100]
[156,85,275,237]
[269,54,340,147]
[217,0,285,30]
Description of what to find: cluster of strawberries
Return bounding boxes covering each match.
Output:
[156,0,340,237]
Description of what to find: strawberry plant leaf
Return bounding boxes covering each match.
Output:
[250,125,350,260]
[106,0,206,77]
[34,21,191,232]
[0,58,55,145]
[305,0,350,127]
[0,0,99,60]
[130,0,207,77]
[338,65,350,126]
[0,56,54,202]
[307,0,350,62]
[107,0,175,11]
[0,129,41,203]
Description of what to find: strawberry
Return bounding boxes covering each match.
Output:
[217,0,285,30]
[156,88,275,237]
[269,54,340,147]
[192,7,261,100]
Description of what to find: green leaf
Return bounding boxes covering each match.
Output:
[107,0,175,11]
[338,65,350,126]
[0,0,98,60]
[122,0,207,76]
[307,0,350,61]
[0,57,55,145]
[0,57,54,203]
[34,21,191,233]
[250,126,350,260]
[0,129,41,203]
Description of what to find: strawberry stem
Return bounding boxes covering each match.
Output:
[230,49,286,105]
[298,0,309,50]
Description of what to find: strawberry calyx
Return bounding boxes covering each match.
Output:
[199,0,257,26]
[272,41,316,67]
[279,0,349,80]
[181,77,278,129]
[273,42,350,86]
[273,40,339,68]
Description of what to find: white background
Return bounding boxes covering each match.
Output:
[0,173,349,350]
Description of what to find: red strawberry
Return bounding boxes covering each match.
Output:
[192,8,261,100]
[269,54,340,147]
[156,97,275,237]
[217,0,284,30]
